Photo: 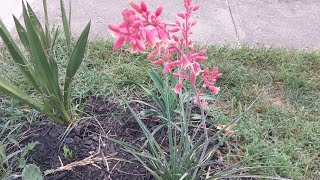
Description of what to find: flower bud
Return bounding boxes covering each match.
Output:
[140,1,147,12]
[195,56,208,61]
[108,23,120,32]
[129,1,142,13]
[114,36,125,51]
[177,13,185,19]
[172,34,179,42]
[193,5,200,11]
[155,7,163,16]
[152,59,164,65]
[197,49,206,56]
[172,73,180,77]
[173,82,183,93]
[169,27,180,33]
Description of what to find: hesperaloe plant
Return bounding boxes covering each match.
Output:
[107,1,287,179]
[0,0,91,125]
[107,0,225,179]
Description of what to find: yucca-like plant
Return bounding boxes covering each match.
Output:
[107,0,288,179]
[0,0,91,125]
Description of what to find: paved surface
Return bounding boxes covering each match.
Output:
[2,0,320,49]
[1,0,35,31]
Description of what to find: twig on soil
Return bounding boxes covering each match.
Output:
[115,168,149,176]
[44,153,102,175]
[101,151,110,170]
[110,160,120,173]
[206,166,211,179]
[58,156,63,167]
[44,153,118,175]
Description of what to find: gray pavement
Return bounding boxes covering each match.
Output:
[3,0,320,49]
[1,0,35,31]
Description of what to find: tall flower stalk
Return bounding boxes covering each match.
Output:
[108,0,224,179]
[108,0,222,121]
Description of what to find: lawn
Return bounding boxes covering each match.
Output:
[1,39,319,179]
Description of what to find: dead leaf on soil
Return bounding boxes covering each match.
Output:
[266,96,286,106]
[217,124,235,137]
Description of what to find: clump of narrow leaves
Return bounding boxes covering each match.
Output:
[0,0,91,125]
[107,0,287,179]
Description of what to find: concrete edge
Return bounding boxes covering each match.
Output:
[2,0,36,31]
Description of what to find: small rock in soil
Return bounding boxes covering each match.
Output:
[75,128,82,136]
[92,136,99,142]
[84,140,93,145]
[84,145,92,150]
[64,138,74,144]
[90,144,95,150]
[49,126,65,137]
[74,136,82,143]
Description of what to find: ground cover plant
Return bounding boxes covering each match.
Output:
[0,0,319,180]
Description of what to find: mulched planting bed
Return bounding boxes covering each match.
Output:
[20,96,229,180]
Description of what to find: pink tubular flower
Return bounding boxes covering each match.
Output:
[155,7,163,16]
[173,81,183,93]
[182,54,192,68]
[163,60,180,75]
[129,1,142,14]
[114,36,125,51]
[202,67,222,95]
[108,0,222,106]
[152,59,164,65]
[201,99,208,107]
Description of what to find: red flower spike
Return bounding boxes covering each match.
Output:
[109,0,222,101]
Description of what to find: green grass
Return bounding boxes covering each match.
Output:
[1,40,319,179]
[204,46,320,179]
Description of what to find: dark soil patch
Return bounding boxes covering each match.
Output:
[20,96,231,180]
[21,96,162,180]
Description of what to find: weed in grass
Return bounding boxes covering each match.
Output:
[62,145,73,159]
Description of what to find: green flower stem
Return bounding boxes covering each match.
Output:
[165,72,175,176]
[191,83,209,180]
